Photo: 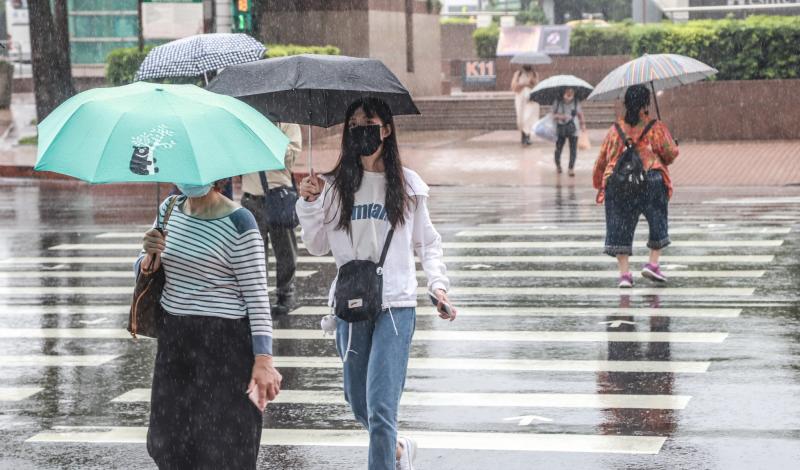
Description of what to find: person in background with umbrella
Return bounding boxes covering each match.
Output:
[592,85,679,288]
[297,98,456,470]
[240,121,303,316]
[511,64,540,146]
[553,86,586,176]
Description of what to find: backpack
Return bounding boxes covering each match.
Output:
[608,120,657,196]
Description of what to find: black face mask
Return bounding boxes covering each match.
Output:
[347,125,383,157]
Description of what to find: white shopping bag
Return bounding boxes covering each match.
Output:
[532,113,557,143]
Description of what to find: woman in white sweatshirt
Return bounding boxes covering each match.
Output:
[297,98,456,470]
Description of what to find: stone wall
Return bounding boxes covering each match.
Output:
[659,79,800,141]
[450,55,631,91]
[441,23,477,61]
[259,0,441,97]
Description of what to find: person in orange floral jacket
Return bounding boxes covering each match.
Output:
[592,85,679,288]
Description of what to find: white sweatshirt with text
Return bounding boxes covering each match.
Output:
[295,168,449,308]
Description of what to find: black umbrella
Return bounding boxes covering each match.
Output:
[207,54,420,168]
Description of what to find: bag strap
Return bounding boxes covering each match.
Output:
[377,228,395,268]
[637,119,658,144]
[161,196,179,231]
[258,171,270,194]
[614,123,630,147]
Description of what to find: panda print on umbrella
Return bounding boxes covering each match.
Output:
[129,124,176,176]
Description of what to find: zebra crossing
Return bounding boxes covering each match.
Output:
[1,186,798,469]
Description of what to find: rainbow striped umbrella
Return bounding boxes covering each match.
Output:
[587,53,717,117]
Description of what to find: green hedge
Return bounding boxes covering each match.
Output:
[106,46,153,86]
[630,16,800,80]
[570,25,632,56]
[574,16,800,80]
[473,24,500,59]
[265,44,341,58]
[106,43,341,86]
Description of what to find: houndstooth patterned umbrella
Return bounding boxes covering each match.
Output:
[135,33,266,81]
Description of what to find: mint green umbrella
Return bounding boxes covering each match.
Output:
[35,81,289,184]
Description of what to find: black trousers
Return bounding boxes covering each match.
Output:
[241,193,298,298]
[147,313,262,470]
[555,134,578,169]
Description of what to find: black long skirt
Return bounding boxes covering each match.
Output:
[147,312,263,470]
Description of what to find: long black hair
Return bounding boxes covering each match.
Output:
[325,98,410,233]
[624,85,651,126]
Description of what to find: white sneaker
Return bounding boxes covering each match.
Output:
[396,436,417,470]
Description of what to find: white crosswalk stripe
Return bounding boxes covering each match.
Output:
[0,355,120,367]
[0,387,43,401]
[457,227,792,237]
[417,270,766,278]
[0,328,728,343]
[0,270,317,279]
[0,286,755,297]
[46,240,783,251]
[0,255,776,265]
[274,356,711,373]
[26,426,667,455]
[291,306,743,318]
[0,305,131,316]
[112,388,692,410]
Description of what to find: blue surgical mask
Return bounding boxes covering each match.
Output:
[177,183,213,198]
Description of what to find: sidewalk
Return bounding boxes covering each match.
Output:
[2,124,799,187]
[290,128,800,188]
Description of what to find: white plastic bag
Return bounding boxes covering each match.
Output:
[533,113,557,143]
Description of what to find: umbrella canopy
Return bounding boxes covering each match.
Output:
[35,82,289,185]
[587,53,718,102]
[511,52,552,65]
[135,33,266,81]
[529,75,594,105]
[206,54,420,128]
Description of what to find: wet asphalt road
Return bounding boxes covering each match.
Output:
[0,179,799,469]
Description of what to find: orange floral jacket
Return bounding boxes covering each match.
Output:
[592,119,679,203]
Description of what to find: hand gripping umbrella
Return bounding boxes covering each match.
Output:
[207,54,420,170]
[135,33,266,85]
[35,82,288,185]
[587,53,718,119]
[528,75,594,105]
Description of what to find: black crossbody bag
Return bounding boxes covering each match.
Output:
[334,228,394,323]
[258,171,299,229]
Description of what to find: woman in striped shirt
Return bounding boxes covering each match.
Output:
[139,179,282,469]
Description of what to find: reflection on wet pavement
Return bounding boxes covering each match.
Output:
[0,179,799,469]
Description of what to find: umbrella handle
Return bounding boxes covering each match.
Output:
[650,81,661,120]
[307,124,313,172]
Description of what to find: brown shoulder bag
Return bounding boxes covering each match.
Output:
[128,196,179,339]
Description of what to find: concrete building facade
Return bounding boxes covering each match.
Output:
[258,1,443,97]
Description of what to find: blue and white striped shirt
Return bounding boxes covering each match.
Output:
[138,197,273,356]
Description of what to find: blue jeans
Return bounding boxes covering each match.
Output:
[604,170,671,256]
[336,307,416,470]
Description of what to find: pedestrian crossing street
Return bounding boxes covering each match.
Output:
[1,186,798,468]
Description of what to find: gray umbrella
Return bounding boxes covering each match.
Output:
[135,33,266,83]
[207,54,420,169]
[511,52,552,65]
[528,75,594,105]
